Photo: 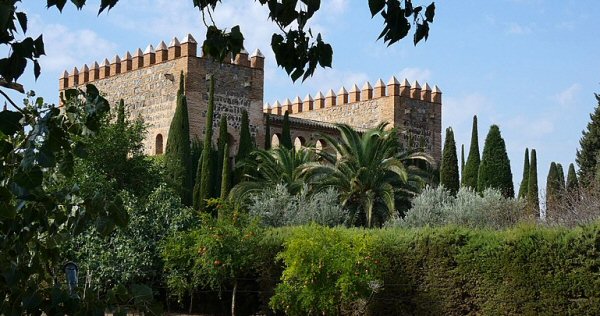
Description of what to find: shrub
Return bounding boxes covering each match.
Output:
[392,186,523,229]
[247,184,348,227]
[162,211,263,315]
[68,185,197,293]
[269,225,381,315]
[546,182,600,226]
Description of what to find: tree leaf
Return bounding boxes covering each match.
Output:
[98,0,118,14]
[14,166,43,189]
[413,21,429,45]
[0,110,23,135]
[16,12,27,33]
[33,60,40,80]
[425,2,435,22]
[46,0,68,11]
[368,0,385,17]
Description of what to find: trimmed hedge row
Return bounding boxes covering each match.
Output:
[165,223,600,315]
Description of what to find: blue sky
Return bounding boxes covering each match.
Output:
[11,0,600,202]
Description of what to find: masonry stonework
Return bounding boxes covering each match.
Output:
[60,34,442,163]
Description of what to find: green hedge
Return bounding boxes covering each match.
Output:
[163,223,600,315]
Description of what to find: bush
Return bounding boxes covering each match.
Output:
[68,185,197,293]
[269,225,382,315]
[546,183,600,227]
[158,222,600,315]
[248,184,348,227]
[391,186,524,229]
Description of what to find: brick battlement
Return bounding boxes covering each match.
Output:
[59,33,265,90]
[263,77,441,116]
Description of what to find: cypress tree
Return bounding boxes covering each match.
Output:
[566,163,579,193]
[197,74,216,211]
[527,149,539,217]
[477,125,514,198]
[190,137,202,190]
[220,143,230,200]
[217,115,228,191]
[440,127,460,195]
[237,110,253,161]
[281,111,293,149]
[463,115,480,189]
[193,151,203,210]
[117,99,125,127]
[460,144,465,183]
[576,93,600,186]
[556,163,565,190]
[546,162,561,219]
[165,72,192,206]
[518,148,530,199]
[235,110,253,184]
[265,114,271,149]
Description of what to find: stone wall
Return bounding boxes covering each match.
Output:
[266,79,442,162]
[59,34,264,156]
[59,34,441,163]
[81,59,186,154]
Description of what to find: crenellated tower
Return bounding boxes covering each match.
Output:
[59,33,265,156]
[264,77,442,162]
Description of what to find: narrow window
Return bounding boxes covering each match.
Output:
[155,134,163,155]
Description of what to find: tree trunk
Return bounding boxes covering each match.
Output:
[231,279,238,316]
[189,292,193,314]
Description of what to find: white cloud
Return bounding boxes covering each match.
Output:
[506,22,533,35]
[554,83,581,107]
[397,67,432,83]
[29,19,118,73]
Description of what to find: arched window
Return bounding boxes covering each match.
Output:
[315,139,326,153]
[155,134,164,155]
[271,133,281,148]
[294,136,306,150]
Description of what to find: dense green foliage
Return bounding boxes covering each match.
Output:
[197,75,216,211]
[165,72,192,206]
[576,94,600,185]
[440,127,459,195]
[281,111,293,149]
[270,225,379,315]
[567,163,579,193]
[462,115,480,189]
[69,185,197,293]
[478,125,514,198]
[248,184,348,227]
[518,148,530,199]
[162,212,262,316]
[392,186,523,229]
[162,223,600,315]
[0,88,159,314]
[527,149,540,217]
[304,123,432,227]
[69,99,161,201]
[546,162,561,218]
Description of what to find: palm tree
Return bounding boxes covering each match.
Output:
[303,123,433,227]
[229,146,316,205]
